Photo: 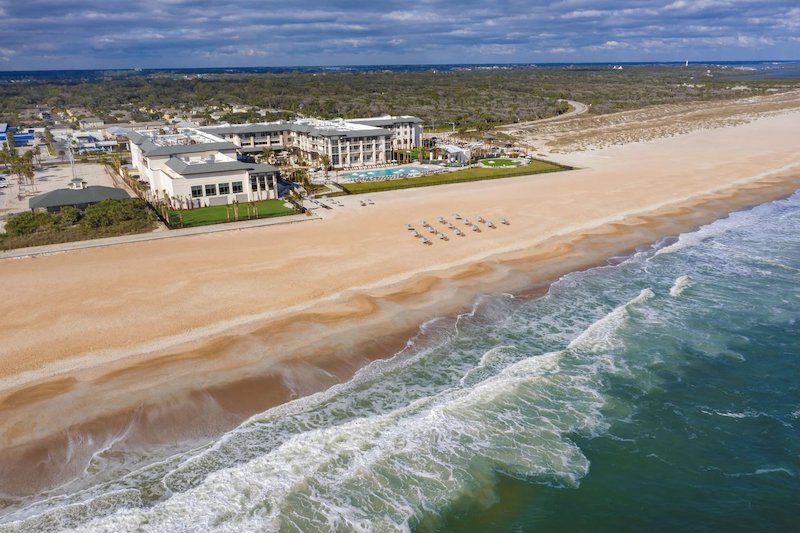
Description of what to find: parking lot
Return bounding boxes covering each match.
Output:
[0,162,122,232]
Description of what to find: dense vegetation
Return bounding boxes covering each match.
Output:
[1,198,156,250]
[2,66,798,131]
[339,159,569,194]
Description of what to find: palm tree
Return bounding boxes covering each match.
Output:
[4,130,15,156]
[319,153,330,179]
[10,156,34,188]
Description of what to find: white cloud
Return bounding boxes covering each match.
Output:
[664,0,732,12]
[475,44,516,55]
[382,11,424,22]
[561,9,603,19]
[586,40,629,51]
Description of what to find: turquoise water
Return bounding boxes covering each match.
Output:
[342,166,432,180]
[2,191,799,531]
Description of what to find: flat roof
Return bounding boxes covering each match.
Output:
[201,118,392,139]
[127,130,238,157]
[165,158,277,177]
[349,115,423,126]
[200,123,289,136]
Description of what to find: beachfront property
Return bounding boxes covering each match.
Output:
[347,116,422,151]
[437,144,472,165]
[127,127,281,207]
[28,177,130,213]
[200,115,423,169]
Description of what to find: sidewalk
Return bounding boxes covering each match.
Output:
[0,212,321,260]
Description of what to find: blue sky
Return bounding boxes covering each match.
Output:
[0,0,798,70]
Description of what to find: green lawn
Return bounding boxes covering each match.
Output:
[167,200,296,227]
[480,158,520,167]
[340,159,570,195]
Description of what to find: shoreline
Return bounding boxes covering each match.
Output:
[1,172,799,498]
[1,102,800,498]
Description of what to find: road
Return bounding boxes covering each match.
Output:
[498,99,589,130]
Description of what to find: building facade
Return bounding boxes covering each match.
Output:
[127,128,281,208]
[200,115,423,169]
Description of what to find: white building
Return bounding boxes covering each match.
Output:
[72,131,119,154]
[79,117,105,129]
[437,144,471,165]
[200,115,423,169]
[127,127,281,208]
[348,115,422,151]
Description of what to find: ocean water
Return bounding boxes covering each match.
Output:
[2,191,799,531]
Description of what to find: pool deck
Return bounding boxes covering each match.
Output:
[339,163,441,182]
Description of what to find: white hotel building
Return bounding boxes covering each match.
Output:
[201,115,422,168]
[127,115,422,207]
[127,128,281,207]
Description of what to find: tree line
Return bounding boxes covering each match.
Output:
[3,66,796,131]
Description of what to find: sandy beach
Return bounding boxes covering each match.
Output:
[1,93,800,496]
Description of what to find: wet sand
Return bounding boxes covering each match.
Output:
[1,105,799,497]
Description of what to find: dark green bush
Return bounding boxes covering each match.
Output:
[56,206,81,227]
[5,212,56,236]
[80,198,153,229]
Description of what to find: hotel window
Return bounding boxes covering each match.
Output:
[205,184,217,196]
[251,177,258,192]
[191,185,203,198]
[232,181,243,193]
[218,182,230,195]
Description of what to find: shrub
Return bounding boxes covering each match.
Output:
[5,212,56,236]
[80,198,153,229]
[56,206,81,227]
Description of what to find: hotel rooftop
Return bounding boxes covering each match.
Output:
[201,117,392,138]
[127,127,237,157]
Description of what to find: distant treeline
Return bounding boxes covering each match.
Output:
[2,66,798,131]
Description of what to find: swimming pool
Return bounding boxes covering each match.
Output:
[341,166,433,180]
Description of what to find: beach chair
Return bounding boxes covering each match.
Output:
[406,224,415,230]
[454,213,462,220]
[488,221,496,229]
[472,225,481,232]
[500,218,510,225]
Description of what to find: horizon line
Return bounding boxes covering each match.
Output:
[2,59,799,74]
